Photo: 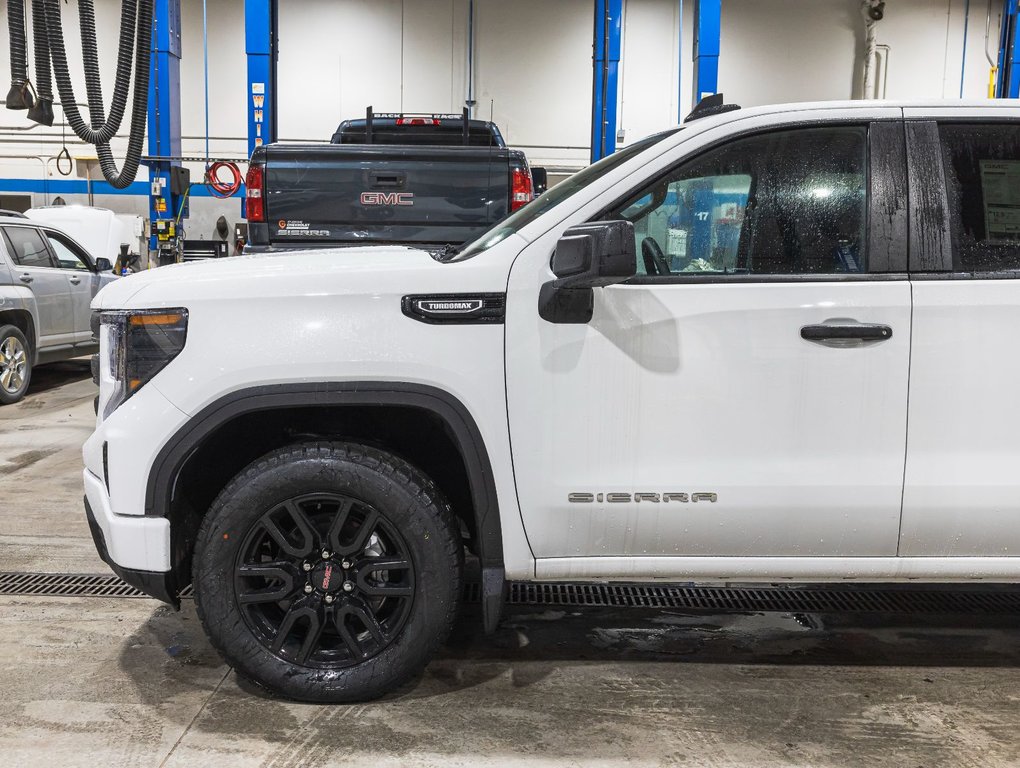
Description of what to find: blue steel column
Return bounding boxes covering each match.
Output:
[590,0,622,163]
[677,0,685,123]
[148,0,184,252]
[692,0,720,107]
[246,0,275,157]
[998,0,1020,97]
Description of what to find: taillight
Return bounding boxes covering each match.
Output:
[245,163,265,222]
[397,117,439,126]
[510,164,533,212]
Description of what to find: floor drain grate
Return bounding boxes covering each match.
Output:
[0,572,195,599]
[1,572,1017,615]
[505,582,1020,615]
[0,572,145,598]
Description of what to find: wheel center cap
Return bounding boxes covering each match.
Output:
[311,561,343,593]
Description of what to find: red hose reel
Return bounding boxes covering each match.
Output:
[205,160,243,198]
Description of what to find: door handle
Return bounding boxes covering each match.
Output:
[18,273,32,284]
[369,171,406,188]
[801,323,892,342]
[69,276,81,285]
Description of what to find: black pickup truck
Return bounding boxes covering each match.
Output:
[244,110,543,250]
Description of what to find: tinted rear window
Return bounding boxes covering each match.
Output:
[940,123,1020,272]
[1,226,54,268]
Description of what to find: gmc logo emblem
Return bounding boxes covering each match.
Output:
[360,192,414,206]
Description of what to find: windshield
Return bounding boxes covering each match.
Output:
[450,128,682,261]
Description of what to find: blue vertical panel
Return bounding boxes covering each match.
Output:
[998,0,1019,97]
[246,0,274,157]
[692,0,720,106]
[148,0,184,251]
[677,0,685,124]
[591,0,622,163]
[1010,0,1020,98]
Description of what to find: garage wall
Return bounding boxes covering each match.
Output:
[717,0,999,108]
[0,0,1009,229]
[275,0,594,168]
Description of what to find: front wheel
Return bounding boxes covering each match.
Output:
[0,325,31,405]
[193,442,463,702]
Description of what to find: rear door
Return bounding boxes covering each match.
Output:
[900,108,1020,556]
[0,225,73,348]
[42,229,100,345]
[265,145,510,246]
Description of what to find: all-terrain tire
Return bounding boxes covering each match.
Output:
[0,324,31,405]
[193,441,463,702]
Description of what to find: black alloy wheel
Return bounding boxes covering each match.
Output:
[234,492,414,667]
[193,442,463,702]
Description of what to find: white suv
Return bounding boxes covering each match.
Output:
[84,99,1020,702]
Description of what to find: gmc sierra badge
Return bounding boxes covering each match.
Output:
[568,492,718,503]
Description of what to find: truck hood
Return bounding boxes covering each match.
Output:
[92,242,519,310]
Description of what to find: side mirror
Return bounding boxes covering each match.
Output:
[530,166,548,196]
[95,257,113,273]
[539,220,636,324]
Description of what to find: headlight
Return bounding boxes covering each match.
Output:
[93,309,188,419]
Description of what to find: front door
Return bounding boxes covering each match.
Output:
[505,122,912,567]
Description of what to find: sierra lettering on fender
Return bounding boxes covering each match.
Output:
[567,492,719,503]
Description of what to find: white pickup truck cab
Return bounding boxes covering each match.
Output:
[84,99,1020,701]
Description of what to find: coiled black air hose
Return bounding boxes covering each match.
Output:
[5,0,32,109]
[42,0,152,188]
[28,0,53,124]
[42,0,141,144]
[77,0,140,138]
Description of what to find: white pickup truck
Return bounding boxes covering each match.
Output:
[84,99,1020,702]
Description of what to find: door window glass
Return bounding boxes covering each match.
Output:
[609,127,868,277]
[1,226,55,269]
[939,124,1020,272]
[45,231,91,270]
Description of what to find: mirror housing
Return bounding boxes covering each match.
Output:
[95,257,113,273]
[540,220,636,324]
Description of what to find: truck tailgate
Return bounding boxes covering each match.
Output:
[263,144,511,245]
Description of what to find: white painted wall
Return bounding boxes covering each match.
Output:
[0,0,1009,235]
[717,0,1001,107]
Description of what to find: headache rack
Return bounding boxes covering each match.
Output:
[363,106,475,145]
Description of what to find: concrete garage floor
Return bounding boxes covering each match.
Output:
[2,365,1020,767]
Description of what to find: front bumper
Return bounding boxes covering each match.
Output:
[83,469,178,606]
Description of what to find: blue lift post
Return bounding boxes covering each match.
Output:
[245,0,276,220]
[998,0,1020,98]
[692,0,721,106]
[245,0,276,157]
[689,0,720,259]
[591,0,622,163]
[148,0,185,257]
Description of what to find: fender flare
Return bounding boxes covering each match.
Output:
[145,382,506,629]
